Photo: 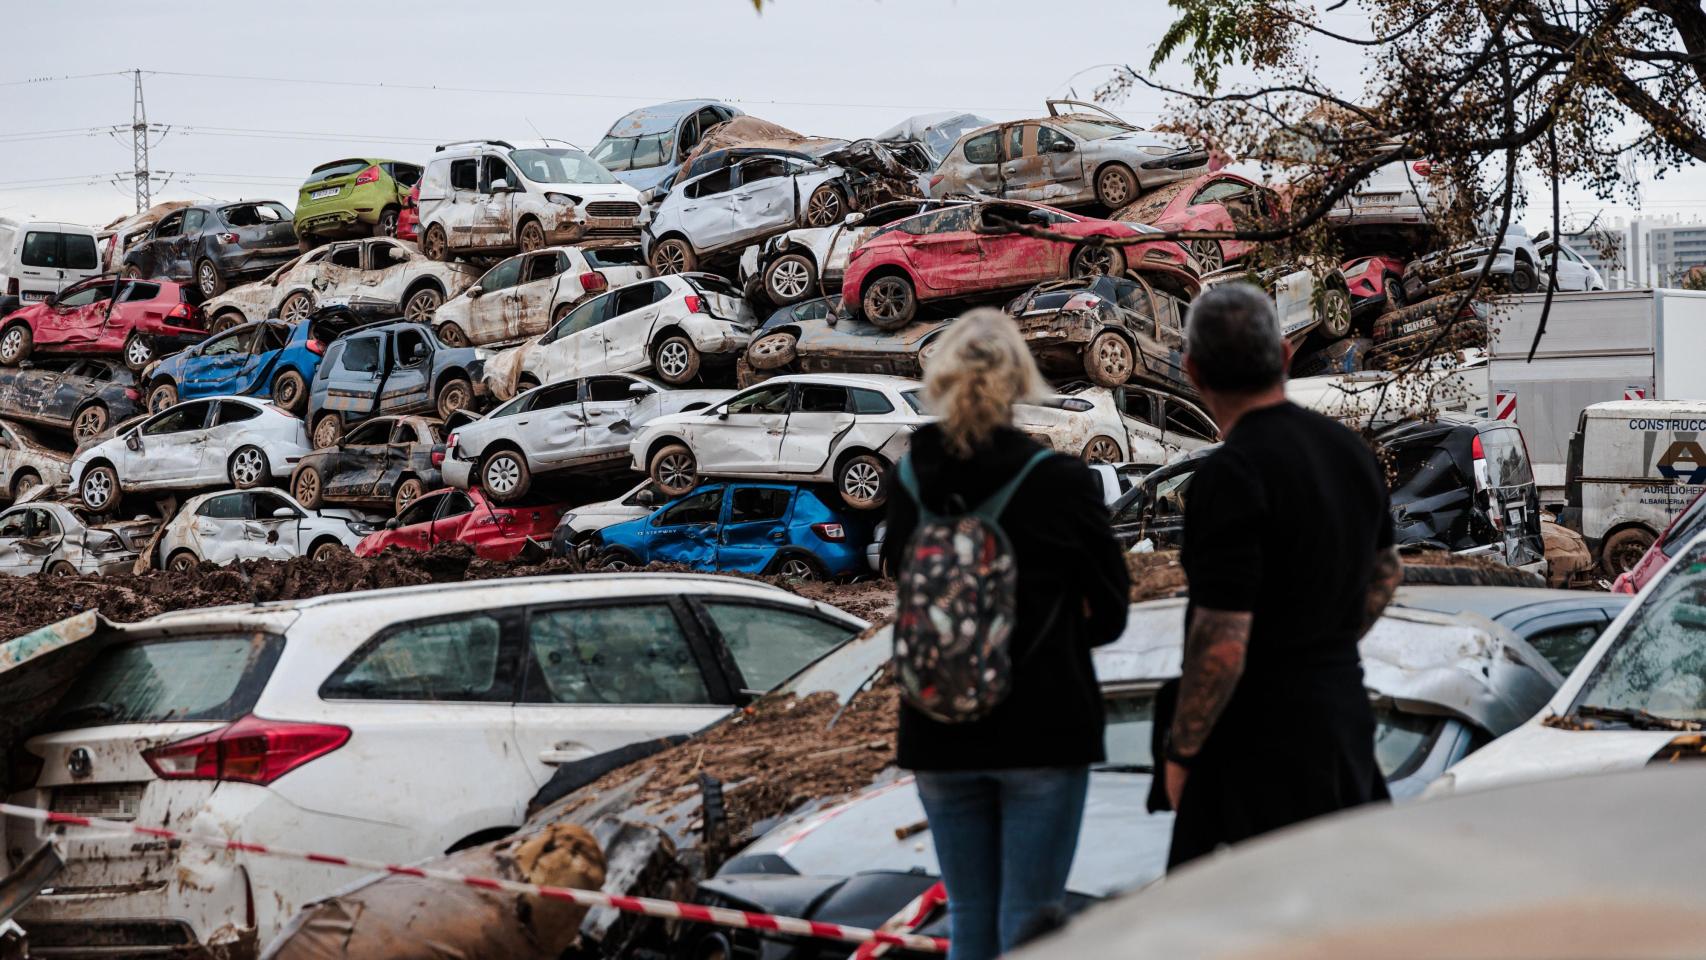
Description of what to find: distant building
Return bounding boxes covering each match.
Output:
[1568,227,1629,288]
[1644,222,1706,287]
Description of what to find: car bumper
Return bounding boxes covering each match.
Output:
[295,209,365,238]
[1139,150,1210,173]
[1405,251,1514,298]
[688,327,754,357]
[442,455,475,489]
[215,248,300,282]
[795,351,922,378]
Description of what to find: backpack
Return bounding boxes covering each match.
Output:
[892,448,1053,724]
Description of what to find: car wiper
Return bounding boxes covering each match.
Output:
[1547,704,1705,732]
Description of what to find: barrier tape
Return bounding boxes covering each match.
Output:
[0,802,948,955]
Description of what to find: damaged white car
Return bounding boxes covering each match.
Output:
[70,396,311,512]
[0,418,69,501]
[1018,382,1217,465]
[737,199,970,306]
[0,499,156,575]
[430,245,651,349]
[644,154,856,275]
[444,373,728,501]
[155,487,378,570]
[200,238,482,330]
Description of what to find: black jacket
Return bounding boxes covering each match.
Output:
[884,425,1131,771]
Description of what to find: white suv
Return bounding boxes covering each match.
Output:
[416,139,648,262]
[7,574,866,955]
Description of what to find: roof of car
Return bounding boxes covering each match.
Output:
[755,373,923,391]
[607,100,733,137]
[1391,585,1630,624]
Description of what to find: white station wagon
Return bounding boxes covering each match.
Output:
[154,487,378,570]
[4,574,866,956]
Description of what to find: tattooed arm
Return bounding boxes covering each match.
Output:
[1168,608,1253,761]
[1357,546,1403,640]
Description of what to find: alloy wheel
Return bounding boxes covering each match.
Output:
[296,470,319,504]
[0,329,24,363]
[485,455,522,495]
[657,452,695,490]
[867,279,909,323]
[806,188,842,227]
[73,407,106,441]
[778,558,815,581]
[654,242,688,274]
[125,337,152,368]
[281,293,312,322]
[404,290,442,323]
[842,461,882,502]
[199,263,218,296]
[232,449,265,485]
[83,473,112,509]
[769,259,812,301]
[658,342,691,379]
[1083,436,1122,463]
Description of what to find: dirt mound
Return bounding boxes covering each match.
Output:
[1129,550,1188,602]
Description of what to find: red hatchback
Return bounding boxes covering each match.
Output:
[1612,488,1706,595]
[354,485,566,561]
[1113,171,1282,272]
[841,199,1195,330]
[0,276,206,372]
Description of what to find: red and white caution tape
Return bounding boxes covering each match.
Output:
[0,802,948,955]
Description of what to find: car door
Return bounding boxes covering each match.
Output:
[1033,123,1086,198]
[476,156,518,249]
[326,418,392,498]
[134,212,184,279]
[511,381,584,466]
[377,328,432,415]
[444,158,482,249]
[638,486,723,567]
[703,383,790,473]
[382,419,423,492]
[674,168,740,253]
[0,423,19,491]
[46,360,94,424]
[510,251,570,338]
[969,202,1061,288]
[597,280,668,374]
[464,255,526,344]
[173,208,208,280]
[508,597,731,783]
[778,382,852,473]
[957,128,1006,196]
[41,279,117,346]
[427,489,477,546]
[185,491,248,564]
[532,292,612,384]
[579,375,647,457]
[729,158,800,240]
[132,399,216,485]
[245,488,306,559]
[715,485,794,571]
[181,325,257,398]
[385,489,444,551]
[1539,241,1588,290]
[899,207,984,293]
[689,597,863,694]
[0,507,58,575]
[321,334,385,419]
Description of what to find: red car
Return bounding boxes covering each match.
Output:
[0,276,207,371]
[395,181,420,242]
[1112,171,1282,272]
[841,199,1195,330]
[1342,254,1410,320]
[354,485,566,561]
[1612,488,1706,594]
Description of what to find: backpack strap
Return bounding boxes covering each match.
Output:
[895,454,941,524]
[970,449,1054,524]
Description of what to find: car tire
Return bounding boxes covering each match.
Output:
[210,309,246,333]
[1082,435,1123,464]
[393,476,424,515]
[550,302,573,326]
[271,369,308,415]
[861,274,917,331]
[122,265,143,279]
[1510,259,1539,293]
[649,238,697,275]
[652,336,701,385]
[146,382,178,414]
[403,286,443,324]
[196,259,226,298]
[1600,527,1656,578]
[437,322,468,348]
[1383,273,1406,310]
[122,334,155,372]
[72,403,110,442]
[1071,244,1126,278]
[764,253,818,305]
[804,185,845,227]
[649,443,698,497]
[375,206,401,238]
[10,470,39,501]
[518,219,546,253]
[1094,163,1139,209]
[80,463,120,512]
[1317,285,1354,340]
[1084,331,1135,387]
[0,324,32,366]
[747,331,799,371]
[597,547,643,571]
[312,413,343,449]
[769,552,824,582]
[436,377,473,419]
[310,538,348,562]
[46,560,77,578]
[229,445,270,489]
[481,449,532,502]
[292,465,325,509]
[836,453,888,510]
[422,224,450,262]
[1188,239,1224,272]
[167,550,199,573]
[279,291,314,322]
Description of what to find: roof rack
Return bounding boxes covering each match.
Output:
[434,139,515,153]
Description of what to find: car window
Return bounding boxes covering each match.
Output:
[449,158,478,191]
[523,252,561,284]
[792,299,834,323]
[1037,125,1073,153]
[343,419,390,446]
[612,281,662,316]
[0,511,28,539]
[1163,401,1217,441]
[737,157,789,186]
[1527,620,1606,675]
[53,282,117,309]
[523,603,710,705]
[548,294,608,341]
[388,162,422,187]
[396,492,442,527]
[391,421,421,445]
[530,381,581,410]
[215,400,261,426]
[728,487,791,524]
[1481,427,1533,487]
[438,491,475,519]
[585,376,641,402]
[724,383,791,415]
[1102,689,1157,769]
[259,323,290,352]
[370,241,410,269]
[143,400,213,436]
[394,329,430,368]
[322,613,512,703]
[251,490,297,518]
[200,328,257,357]
[154,214,185,239]
[850,388,894,415]
[222,202,291,226]
[912,206,974,236]
[703,601,856,692]
[47,635,283,730]
[1006,125,1027,160]
[1371,705,1442,779]
[480,256,524,294]
[480,156,516,192]
[1572,547,1706,724]
[1388,442,1467,500]
[328,246,362,269]
[794,384,848,413]
[28,508,59,538]
[685,168,735,199]
[963,131,1000,165]
[656,487,722,526]
[1191,179,1250,205]
[339,336,383,375]
[196,493,248,520]
[183,209,207,234]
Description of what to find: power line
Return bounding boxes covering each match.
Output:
[0,69,130,88]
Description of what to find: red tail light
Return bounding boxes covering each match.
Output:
[812,523,845,541]
[306,338,325,355]
[143,715,350,786]
[408,183,420,204]
[1412,160,1433,177]
[218,232,240,245]
[683,294,703,314]
[1472,434,1485,461]
[447,432,459,451]
[166,302,195,324]
[124,387,141,401]
[431,449,444,467]
[355,165,381,185]
[579,271,608,294]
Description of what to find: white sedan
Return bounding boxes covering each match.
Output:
[737,200,970,306]
[155,487,380,570]
[629,373,929,510]
[70,396,311,512]
[1026,382,1217,464]
[430,245,652,349]
[443,373,730,501]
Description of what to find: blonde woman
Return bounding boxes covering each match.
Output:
[882,309,1131,960]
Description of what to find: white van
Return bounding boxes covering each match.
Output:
[0,219,103,317]
[1563,398,1706,574]
[416,139,646,262]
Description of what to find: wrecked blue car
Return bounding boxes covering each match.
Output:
[141,319,326,416]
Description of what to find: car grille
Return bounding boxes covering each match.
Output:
[52,782,146,821]
[585,201,641,219]
[29,919,199,953]
[585,226,642,242]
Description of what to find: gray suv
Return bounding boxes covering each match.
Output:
[306,320,483,449]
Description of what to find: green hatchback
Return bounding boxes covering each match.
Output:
[294,158,423,244]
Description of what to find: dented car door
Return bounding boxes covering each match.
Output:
[475,157,517,249]
[579,375,647,459]
[705,383,790,473]
[729,158,800,245]
[643,486,723,569]
[245,489,305,561]
[513,381,585,466]
[0,508,44,575]
[778,382,853,473]
[510,251,570,339]
[465,256,525,344]
[598,280,668,374]
[326,419,392,499]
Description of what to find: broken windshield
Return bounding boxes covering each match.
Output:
[1571,546,1706,722]
[589,134,675,173]
[223,202,292,226]
[508,148,619,186]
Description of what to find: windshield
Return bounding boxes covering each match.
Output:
[589,133,676,172]
[508,148,619,186]
[1573,545,1706,721]
[47,634,283,731]
[1055,117,1142,140]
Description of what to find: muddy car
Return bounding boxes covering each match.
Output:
[200,237,480,331]
[156,486,376,570]
[1202,260,1355,343]
[738,199,971,307]
[0,418,68,501]
[875,111,994,171]
[1342,253,1411,319]
[1016,381,1212,464]
[743,296,948,383]
[0,358,144,445]
[0,499,155,575]
[1113,170,1281,272]
[1405,227,1545,298]
[121,201,299,298]
[290,415,445,515]
[293,158,422,244]
[644,154,857,275]
[142,318,328,416]
[592,100,745,194]
[354,485,566,561]
[430,245,651,349]
[1006,269,1198,388]
[305,320,483,449]
[0,276,208,372]
[1367,293,1490,366]
[1380,414,1547,574]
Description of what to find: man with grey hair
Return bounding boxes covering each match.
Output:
[1161,282,1401,868]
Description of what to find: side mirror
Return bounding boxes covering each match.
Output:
[1027,209,1052,224]
[1050,140,1076,154]
[636,488,659,506]
[629,383,652,396]
[272,507,295,519]
[124,434,141,452]
[843,211,866,226]
[385,518,401,530]
[490,178,511,193]
[467,285,483,299]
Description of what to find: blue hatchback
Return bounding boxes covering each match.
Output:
[593,482,871,579]
[142,319,325,416]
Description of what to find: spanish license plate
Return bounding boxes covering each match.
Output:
[586,217,629,229]
[53,783,145,821]
[310,187,340,200]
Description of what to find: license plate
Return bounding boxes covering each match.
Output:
[1506,506,1524,527]
[54,783,146,821]
[20,292,46,301]
[310,187,340,200]
[586,217,631,229]
[1359,193,1402,203]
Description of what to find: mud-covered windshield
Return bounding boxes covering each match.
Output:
[47,633,283,731]
[1574,545,1706,721]
[590,133,676,172]
[508,148,619,186]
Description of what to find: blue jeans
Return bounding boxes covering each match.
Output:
[914,767,1090,960]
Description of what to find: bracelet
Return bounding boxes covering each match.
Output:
[1163,736,1200,770]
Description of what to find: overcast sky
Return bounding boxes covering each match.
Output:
[3,0,1700,233]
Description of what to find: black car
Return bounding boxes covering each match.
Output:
[1007,272,1193,389]
[289,414,446,516]
[1109,445,1216,550]
[305,319,483,449]
[1378,413,1546,572]
[121,201,300,299]
[0,358,143,445]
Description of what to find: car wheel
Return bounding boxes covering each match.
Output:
[167,550,199,573]
[375,206,400,238]
[1317,285,1354,340]
[210,310,246,333]
[312,414,343,449]
[1383,273,1406,310]
[292,465,325,509]
[271,369,307,414]
[1188,239,1224,272]
[46,560,77,578]
[122,265,143,279]
[403,287,443,323]
[551,302,573,326]
[1094,163,1139,209]
[804,185,844,227]
[650,443,698,497]
[73,403,110,441]
[122,334,155,371]
[764,253,818,305]
[80,464,119,512]
[229,445,270,489]
[1601,527,1656,577]
[0,324,32,366]
[147,381,179,414]
[1071,244,1126,278]
[649,238,697,275]
[311,539,348,562]
[837,453,888,510]
[197,259,226,298]
[437,322,468,348]
[1510,260,1539,293]
[423,225,450,262]
[1082,435,1123,464]
[10,470,39,500]
[747,331,799,371]
[653,336,701,385]
[1084,331,1135,387]
[436,377,473,418]
[393,476,424,515]
[772,554,822,582]
[279,291,314,322]
[598,547,642,571]
[861,274,917,331]
[518,219,546,253]
[481,449,532,502]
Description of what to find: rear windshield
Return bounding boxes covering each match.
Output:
[47,634,283,731]
[21,231,98,270]
[1388,442,1467,499]
[222,202,292,226]
[309,160,369,181]
[585,247,644,267]
[684,273,742,299]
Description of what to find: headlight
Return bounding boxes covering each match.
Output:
[545,192,583,206]
[346,519,378,535]
[1139,145,1176,156]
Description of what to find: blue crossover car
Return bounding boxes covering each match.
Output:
[142,319,326,416]
[591,482,871,580]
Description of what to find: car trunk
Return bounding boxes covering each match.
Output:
[583,249,650,289]
[297,162,370,212]
[684,276,755,326]
[221,204,299,254]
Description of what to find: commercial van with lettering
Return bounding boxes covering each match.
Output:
[1563,399,1706,576]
